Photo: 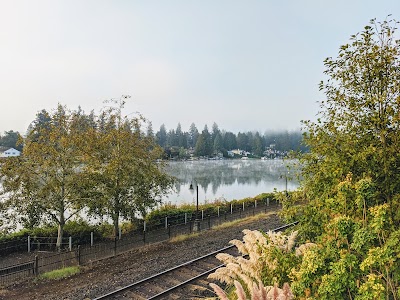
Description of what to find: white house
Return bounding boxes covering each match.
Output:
[2,148,21,157]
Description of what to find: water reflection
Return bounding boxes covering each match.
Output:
[163,159,300,205]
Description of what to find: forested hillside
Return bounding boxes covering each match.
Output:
[152,122,307,158]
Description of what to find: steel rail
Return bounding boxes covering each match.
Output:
[93,221,298,300]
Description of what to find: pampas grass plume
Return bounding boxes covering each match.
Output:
[210,283,229,300]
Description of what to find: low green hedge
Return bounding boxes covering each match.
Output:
[145,192,278,229]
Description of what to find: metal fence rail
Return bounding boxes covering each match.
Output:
[0,199,280,286]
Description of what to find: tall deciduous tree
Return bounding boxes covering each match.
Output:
[279,18,400,300]
[302,18,400,207]
[83,98,174,237]
[1,105,88,247]
[1,100,175,244]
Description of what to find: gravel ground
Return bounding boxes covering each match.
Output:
[0,212,282,300]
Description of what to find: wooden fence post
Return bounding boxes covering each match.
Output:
[143,221,146,244]
[34,255,39,276]
[76,245,81,265]
[28,236,31,253]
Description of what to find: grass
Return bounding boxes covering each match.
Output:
[169,232,200,243]
[168,211,276,243]
[38,266,80,281]
[213,211,275,230]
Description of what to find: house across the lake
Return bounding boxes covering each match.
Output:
[1,148,21,157]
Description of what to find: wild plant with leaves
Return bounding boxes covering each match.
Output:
[277,17,400,299]
[207,16,400,300]
[208,229,307,299]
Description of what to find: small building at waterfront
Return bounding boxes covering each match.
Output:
[1,148,21,157]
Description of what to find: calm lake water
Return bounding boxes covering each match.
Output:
[162,159,300,206]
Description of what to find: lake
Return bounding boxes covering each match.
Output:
[162,159,300,206]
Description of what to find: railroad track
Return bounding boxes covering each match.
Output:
[93,222,298,300]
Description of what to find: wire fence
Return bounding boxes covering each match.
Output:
[0,199,279,287]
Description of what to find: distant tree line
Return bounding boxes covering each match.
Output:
[0,130,22,151]
[0,122,307,158]
[149,122,307,158]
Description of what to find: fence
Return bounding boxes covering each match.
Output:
[0,198,279,287]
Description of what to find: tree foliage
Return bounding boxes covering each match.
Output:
[82,98,174,236]
[0,98,174,245]
[278,17,400,299]
[0,130,22,151]
[302,17,400,205]
[1,105,88,247]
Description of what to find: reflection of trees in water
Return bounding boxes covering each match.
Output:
[165,160,299,192]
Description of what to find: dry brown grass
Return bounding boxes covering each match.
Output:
[168,212,276,244]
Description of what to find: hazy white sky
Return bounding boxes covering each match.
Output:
[0,0,399,134]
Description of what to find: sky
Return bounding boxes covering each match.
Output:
[0,1,399,135]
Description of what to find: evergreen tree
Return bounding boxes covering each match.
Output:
[0,130,22,151]
[166,129,177,147]
[176,123,187,148]
[188,123,199,149]
[194,134,206,156]
[156,124,167,148]
[213,132,223,154]
[223,131,237,150]
[237,132,248,151]
[146,121,154,138]
[211,122,220,143]
[252,132,264,156]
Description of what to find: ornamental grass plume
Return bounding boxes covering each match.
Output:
[209,280,294,300]
[251,281,268,300]
[208,229,297,299]
[209,283,229,300]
